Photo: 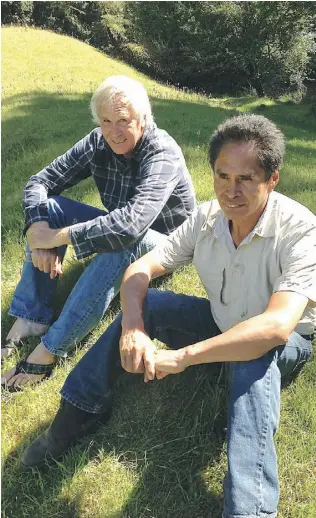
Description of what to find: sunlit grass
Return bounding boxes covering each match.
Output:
[2,26,316,518]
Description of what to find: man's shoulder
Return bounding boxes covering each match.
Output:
[271,192,316,227]
[192,199,222,229]
[85,127,105,148]
[138,124,182,158]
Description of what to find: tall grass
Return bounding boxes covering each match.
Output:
[2,27,316,518]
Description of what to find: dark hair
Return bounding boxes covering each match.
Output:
[209,114,285,180]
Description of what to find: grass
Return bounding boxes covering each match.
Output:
[2,26,316,518]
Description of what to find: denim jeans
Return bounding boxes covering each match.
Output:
[61,289,312,518]
[9,196,166,357]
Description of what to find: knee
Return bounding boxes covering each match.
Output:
[46,196,66,227]
[46,195,64,212]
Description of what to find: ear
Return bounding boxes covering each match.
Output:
[268,171,279,192]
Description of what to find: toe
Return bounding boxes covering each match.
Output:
[1,367,16,385]
[14,373,45,389]
[7,373,21,388]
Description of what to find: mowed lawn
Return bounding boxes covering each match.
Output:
[1,27,316,518]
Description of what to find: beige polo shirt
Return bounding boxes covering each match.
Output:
[155,191,316,336]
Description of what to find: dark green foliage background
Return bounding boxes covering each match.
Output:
[2,1,316,98]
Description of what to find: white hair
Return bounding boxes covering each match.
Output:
[90,75,154,127]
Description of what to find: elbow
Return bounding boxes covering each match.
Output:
[273,324,292,345]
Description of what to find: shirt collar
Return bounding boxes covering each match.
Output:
[250,191,278,239]
[204,192,278,242]
[132,122,157,160]
[98,123,157,162]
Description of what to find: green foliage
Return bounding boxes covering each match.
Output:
[1,1,315,99]
[1,0,33,25]
[124,1,315,98]
[1,1,128,51]
[2,26,316,518]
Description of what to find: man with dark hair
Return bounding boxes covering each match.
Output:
[21,114,315,518]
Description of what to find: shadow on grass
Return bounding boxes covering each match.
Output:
[2,91,316,516]
[2,91,315,241]
[2,364,227,518]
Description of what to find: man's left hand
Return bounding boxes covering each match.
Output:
[27,225,71,250]
[154,348,188,379]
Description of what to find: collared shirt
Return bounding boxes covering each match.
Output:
[155,191,316,335]
[23,124,196,259]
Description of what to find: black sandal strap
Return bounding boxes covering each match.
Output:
[15,359,54,376]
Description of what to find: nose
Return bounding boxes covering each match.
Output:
[226,181,241,198]
[112,124,122,137]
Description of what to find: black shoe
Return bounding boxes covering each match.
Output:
[21,399,112,470]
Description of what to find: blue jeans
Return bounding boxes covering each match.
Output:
[61,289,312,518]
[9,196,166,357]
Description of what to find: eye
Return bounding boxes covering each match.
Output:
[240,176,253,181]
[102,119,110,124]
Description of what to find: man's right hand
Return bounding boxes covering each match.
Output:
[31,248,63,279]
[119,328,156,382]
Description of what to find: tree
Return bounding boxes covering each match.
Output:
[124,1,315,98]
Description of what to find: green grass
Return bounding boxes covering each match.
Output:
[2,26,316,518]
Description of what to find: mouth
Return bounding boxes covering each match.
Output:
[112,139,127,145]
[223,202,246,209]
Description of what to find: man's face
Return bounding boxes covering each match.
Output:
[213,141,279,226]
[99,96,144,158]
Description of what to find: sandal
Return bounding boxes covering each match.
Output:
[1,359,54,392]
[1,339,22,360]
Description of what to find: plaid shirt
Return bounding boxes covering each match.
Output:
[23,124,196,259]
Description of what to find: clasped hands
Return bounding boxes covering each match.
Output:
[119,328,188,380]
[27,222,69,279]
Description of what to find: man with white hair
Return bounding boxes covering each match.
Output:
[1,75,196,390]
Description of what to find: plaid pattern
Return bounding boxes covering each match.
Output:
[23,124,196,259]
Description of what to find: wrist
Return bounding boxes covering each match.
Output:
[55,227,71,247]
[182,344,197,368]
[121,314,144,333]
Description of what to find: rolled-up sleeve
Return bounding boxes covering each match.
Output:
[69,146,183,259]
[273,221,316,306]
[23,132,96,233]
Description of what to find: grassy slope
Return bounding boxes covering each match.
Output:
[2,27,316,518]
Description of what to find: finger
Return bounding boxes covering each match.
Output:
[156,370,169,380]
[143,348,155,381]
[124,354,133,373]
[43,256,51,274]
[35,252,45,272]
[132,348,144,373]
[50,255,59,279]
[55,257,63,275]
[31,251,39,269]
[119,338,127,370]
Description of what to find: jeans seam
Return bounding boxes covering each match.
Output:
[67,254,130,341]
[255,362,273,513]
[60,388,108,414]
[7,310,51,326]
[43,252,132,355]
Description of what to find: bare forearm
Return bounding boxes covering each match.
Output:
[185,313,290,366]
[121,252,168,330]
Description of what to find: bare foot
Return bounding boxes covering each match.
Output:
[1,342,55,390]
[2,318,49,359]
